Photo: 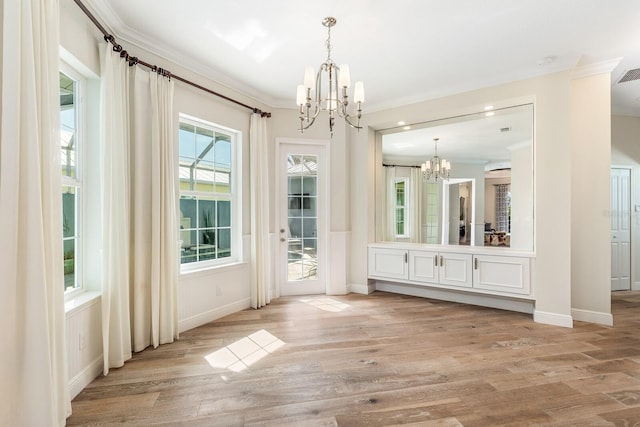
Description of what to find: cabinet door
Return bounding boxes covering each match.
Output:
[409,250,439,283]
[439,253,473,288]
[368,247,408,280]
[473,255,530,295]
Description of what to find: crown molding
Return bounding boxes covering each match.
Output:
[571,57,623,80]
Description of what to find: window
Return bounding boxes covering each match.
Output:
[178,115,239,268]
[424,182,439,244]
[60,69,83,292]
[394,178,408,238]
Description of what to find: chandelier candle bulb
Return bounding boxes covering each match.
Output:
[304,66,315,89]
[339,64,351,88]
[354,81,365,103]
[296,85,306,106]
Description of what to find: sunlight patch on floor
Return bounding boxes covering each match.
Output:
[299,297,350,312]
[204,329,285,372]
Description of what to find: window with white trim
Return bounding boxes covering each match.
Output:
[60,69,83,292]
[394,178,408,238]
[178,115,240,268]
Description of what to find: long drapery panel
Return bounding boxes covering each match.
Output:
[0,0,72,424]
[101,43,178,373]
[250,113,271,308]
[100,43,133,374]
[130,68,179,351]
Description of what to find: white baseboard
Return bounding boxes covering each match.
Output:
[571,308,613,326]
[350,283,375,295]
[69,356,103,399]
[178,298,251,333]
[533,310,573,328]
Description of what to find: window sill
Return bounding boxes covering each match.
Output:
[180,260,248,280]
[65,290,101,317]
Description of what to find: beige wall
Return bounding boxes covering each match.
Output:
[352,73,575,326]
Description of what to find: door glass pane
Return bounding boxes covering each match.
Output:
[287,154,318,281]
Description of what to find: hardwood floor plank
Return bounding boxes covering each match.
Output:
[67,291,640,426]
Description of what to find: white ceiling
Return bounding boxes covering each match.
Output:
[381,104,533,164]
[85,0,640,115]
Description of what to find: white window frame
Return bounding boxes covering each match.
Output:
[178,113,242,272]
[60,63,85,297]
[394,177,409,238]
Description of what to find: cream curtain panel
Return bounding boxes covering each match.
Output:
[250,113,271,308]
[101,41,133,375]
[0,0,72,425]
[101,43,179,375]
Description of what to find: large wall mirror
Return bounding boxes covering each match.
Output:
[376,103,534,252]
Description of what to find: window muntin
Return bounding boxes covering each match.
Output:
[179,116,238,268]
[60,69,82,292]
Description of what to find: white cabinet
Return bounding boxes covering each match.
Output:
[409,250,472,288]
[408,250,438,282]
[368,247,408,280]
[369,245,532,299]
[472,254,530,295]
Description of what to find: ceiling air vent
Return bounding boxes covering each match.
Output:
[618,68,640,84]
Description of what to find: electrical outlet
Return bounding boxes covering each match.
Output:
[78,333,86,351]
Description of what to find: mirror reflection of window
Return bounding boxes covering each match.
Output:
[378,103,533,251]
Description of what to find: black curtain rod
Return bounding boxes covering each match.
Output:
[72,0,271,118]
[382,164,421,168]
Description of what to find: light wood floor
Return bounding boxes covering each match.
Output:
[68,291,640,426]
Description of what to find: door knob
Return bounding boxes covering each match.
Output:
[280,228,285,233]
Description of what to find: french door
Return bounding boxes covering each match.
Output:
[277,141,328,296]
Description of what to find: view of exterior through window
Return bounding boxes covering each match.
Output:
[60,70,81,292]
[287,155,318,281]
[179,117,235,266]
[395,179,407,237]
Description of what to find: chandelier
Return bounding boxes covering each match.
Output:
[422,138,451,182]
[296,17,364,136]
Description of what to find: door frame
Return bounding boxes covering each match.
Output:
[275,138,330,297]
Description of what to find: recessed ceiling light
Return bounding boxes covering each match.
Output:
[485,111,495,117]
[484,105,494,111]
[403,126,411,130]
[538,56,556,66]
[397,121,406,126]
